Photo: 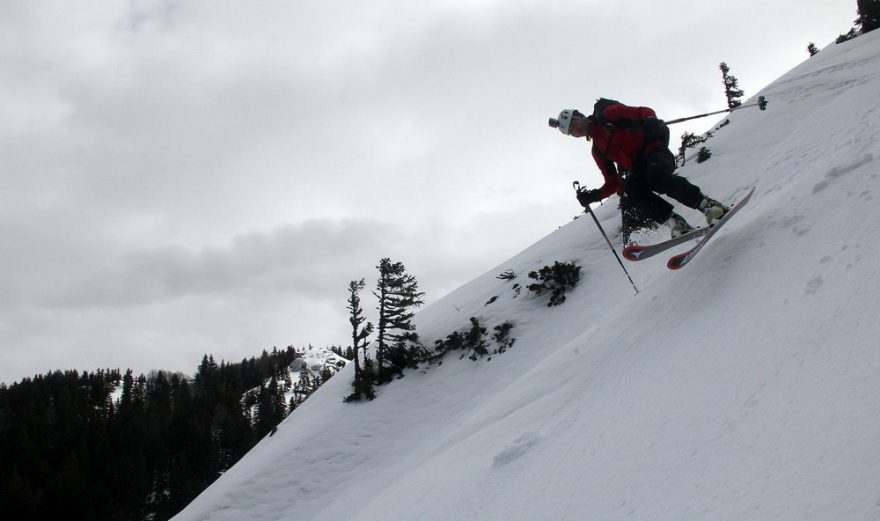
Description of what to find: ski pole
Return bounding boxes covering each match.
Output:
[573,182,639,295]
[665,96,768,125]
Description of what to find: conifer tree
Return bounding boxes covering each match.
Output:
[719,62,744,109]
[254,379,285,437]
[119,368,135,413]
[373,258,425,383]
[295,366,311,406]
[857,0,880,32]
[346,279,375,401]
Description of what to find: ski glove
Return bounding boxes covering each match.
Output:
[576,188,602,207]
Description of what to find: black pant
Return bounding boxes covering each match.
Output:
[624,147,704,223]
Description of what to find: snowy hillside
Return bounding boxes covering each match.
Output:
[173,32,880,521]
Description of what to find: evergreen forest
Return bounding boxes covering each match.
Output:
[0,346,344,521]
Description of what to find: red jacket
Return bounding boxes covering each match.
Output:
[588,103,661,198]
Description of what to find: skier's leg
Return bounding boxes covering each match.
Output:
[643,149,729,224]
[642,149,703,209]
[625,170,695,238]
[623,167,675,223]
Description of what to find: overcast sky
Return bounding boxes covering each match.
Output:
[0,0,856,383]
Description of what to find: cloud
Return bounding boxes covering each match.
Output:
[0,210,553,383]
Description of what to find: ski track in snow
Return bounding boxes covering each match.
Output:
[173,30,880,521]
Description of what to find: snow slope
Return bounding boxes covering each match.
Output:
[174,32,880,521]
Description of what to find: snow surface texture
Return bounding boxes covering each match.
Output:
[174,32,880,521]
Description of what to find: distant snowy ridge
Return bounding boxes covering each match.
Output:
[241,345,348,418]
[174,30,880,521]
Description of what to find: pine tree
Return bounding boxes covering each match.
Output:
[719,62,744,109]
[254,383,275,437]
[295,365,311,406]
[119,368,135,413]
[346,279,375,401]
[270,375,287,421]
[857,0,880,32]
[373,258,425,383]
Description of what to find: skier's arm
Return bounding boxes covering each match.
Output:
[591,144,621,198]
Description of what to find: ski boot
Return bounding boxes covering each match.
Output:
[667,212,694,239]
[699,197,729,225]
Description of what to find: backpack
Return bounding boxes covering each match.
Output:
[591,98,621,124]
[591,98,669,147]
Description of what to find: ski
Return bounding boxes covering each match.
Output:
[667,186,755,270]
[622,226,710,261]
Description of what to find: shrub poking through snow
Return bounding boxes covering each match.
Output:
[433,318,516,361]
[527,261,581,306]
[697,146,712,163]
[464,317,489,360]
[493,321,516,354]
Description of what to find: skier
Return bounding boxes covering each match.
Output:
[549,99,728,237]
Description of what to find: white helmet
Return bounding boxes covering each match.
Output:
[549,109,578,135]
